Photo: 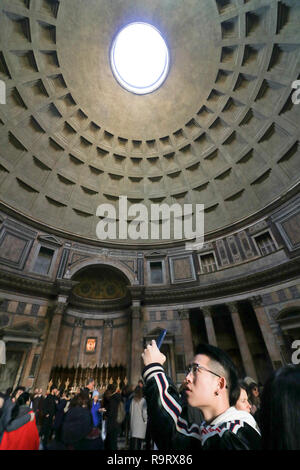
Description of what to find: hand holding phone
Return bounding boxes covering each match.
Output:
[142,339,166,366]
[156,329,167,349]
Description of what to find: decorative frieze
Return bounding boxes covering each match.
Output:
[237,230,255,258]
[215,239,230,266]
[226,235,242,263]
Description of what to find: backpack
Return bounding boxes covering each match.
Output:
[116,400,125,424]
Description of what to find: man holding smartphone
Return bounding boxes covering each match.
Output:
[141,341,261,450]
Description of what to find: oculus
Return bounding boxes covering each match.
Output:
[110,22,169,94]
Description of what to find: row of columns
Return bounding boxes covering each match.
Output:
[35,283,282,391]
[185,296,282,382]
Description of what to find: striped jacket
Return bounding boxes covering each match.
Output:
[142,363,261,450]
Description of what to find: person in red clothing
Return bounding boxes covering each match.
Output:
[0,392,40,450]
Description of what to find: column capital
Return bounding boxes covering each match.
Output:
[178,309,189,320]
[227,302,239,314]
[202,306,213,317]
[104,319,113,328]
[53,300,67,316]
[128,285,145,302]
[54,279,78,296]
[250,295,263,308]
[74,318,84,327]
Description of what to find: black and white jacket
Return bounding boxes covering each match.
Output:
[142,363,261,450]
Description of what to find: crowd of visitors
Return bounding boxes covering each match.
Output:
[0,341,299,450]
[0,378,147,450]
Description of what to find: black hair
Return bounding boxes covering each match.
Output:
[11,386,25,399]
[70,391,91,409]
[260,365,300,450]
[10,391,31,421]
[107,383,116,393]
[194,343,239,406]
[50,384,57,393]
[248,382,258,391]
[133,386,143,401]
[231,380,249,406]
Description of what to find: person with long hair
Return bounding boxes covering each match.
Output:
[233,380,251,413]
[129,386,148,450]
[260,365,300,450]
[0,392,39,450]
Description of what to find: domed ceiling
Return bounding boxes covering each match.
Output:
[0,0,299,245]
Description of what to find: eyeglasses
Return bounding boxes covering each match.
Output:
[186,363,222,378]
[186,363,228,388]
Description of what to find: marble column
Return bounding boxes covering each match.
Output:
[202,306,217,346]
[228,302,258,381]
[178,309,194,365]
[130,301,143,386]
[36,298,67,392]
[251,296,283,368]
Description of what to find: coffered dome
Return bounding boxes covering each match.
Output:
[0,0,299,245]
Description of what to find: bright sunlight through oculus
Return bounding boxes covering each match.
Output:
[110,23,169,94]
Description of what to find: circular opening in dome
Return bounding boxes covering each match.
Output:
[110,22,169,95]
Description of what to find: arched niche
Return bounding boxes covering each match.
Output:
[64,257,137,287]
[71,265,130,301]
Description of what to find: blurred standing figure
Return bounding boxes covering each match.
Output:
[122,385,133,447]
[248,382,260,417]
[54,391,69,442]
[129,386,148,450]
[0,392,39,450]
[41,385,58,449]
[91,390,105,430]
[102,384,122,450]
[260,365,300,450]
[82,378,95,399]
[0,386,27,442]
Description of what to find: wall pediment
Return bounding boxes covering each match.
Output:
[37,234,63,247]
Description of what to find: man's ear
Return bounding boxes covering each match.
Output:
[219,377,226,391]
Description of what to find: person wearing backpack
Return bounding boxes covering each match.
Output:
[102,384,122,450]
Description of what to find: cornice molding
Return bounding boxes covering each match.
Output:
[0,257,299,306]
[0,269,55,296]
[0,183,299,250]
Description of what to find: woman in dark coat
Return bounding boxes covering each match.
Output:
[102,384,122,450]
[60,392,103,450]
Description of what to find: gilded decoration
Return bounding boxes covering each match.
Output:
[73,267,128,300]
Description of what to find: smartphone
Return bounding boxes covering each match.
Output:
[156,329,167,349]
